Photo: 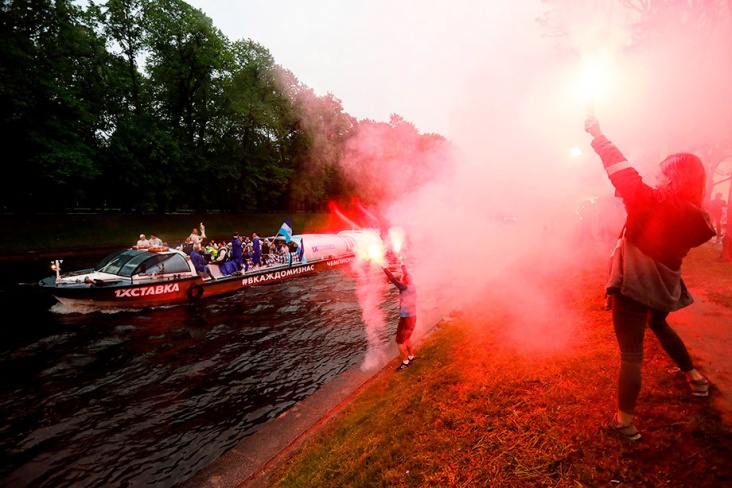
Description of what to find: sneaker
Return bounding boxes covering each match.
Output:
[689,375,710,397]
[408,356,416,362]
[396,361,410,371]
[605,414,641,441]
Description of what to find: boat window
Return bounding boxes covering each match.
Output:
[96,250,140,275]
[123,253,191,277]
[97,250,191,277]
[137,253,190,275]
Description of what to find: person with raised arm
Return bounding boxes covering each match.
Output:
[585,114,716,441]
[383,261,417,371]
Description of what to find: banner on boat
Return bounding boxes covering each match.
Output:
[240,264,316,285]
[115,283,180,298]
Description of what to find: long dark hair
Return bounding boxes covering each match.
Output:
[659,153,706,206]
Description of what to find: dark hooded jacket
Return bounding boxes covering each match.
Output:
[591,135,715,271]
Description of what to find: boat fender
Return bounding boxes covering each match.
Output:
[187,284,204,300]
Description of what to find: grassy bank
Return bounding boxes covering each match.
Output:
[263,245,732,487]
[682,244,732,309]
[4,213,333,255]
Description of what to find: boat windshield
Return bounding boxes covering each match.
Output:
[96,250,190,277]
[95,250,127,271]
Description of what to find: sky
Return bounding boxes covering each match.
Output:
[186,1,732,361]
[185,0,545,140]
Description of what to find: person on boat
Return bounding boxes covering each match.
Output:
[209,242,226,267]
[383,262,417,371]
[275,240,288,264]
[261,238,271,266]
[212,242,239,276]
[190,228,203,247]
[179,236,194,255]
[148,234,163,248]
[205,241,219,261]
[251,232,262,269]
[136,234,150,248]
[216,242,226,259]
[190,244,215,280]
[231,233,245,271]
[206,241,220,263]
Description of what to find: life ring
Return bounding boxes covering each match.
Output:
[187,284,204,300]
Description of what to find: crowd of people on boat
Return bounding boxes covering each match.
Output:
[132,225,303,279]
[134,233,166,249]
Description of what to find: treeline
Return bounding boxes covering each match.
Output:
[0,0,452,214]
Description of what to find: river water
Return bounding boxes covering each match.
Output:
[0,252,399,487]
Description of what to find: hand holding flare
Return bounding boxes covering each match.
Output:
[584,115,603,139]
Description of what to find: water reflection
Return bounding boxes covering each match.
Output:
[0,258,396,487]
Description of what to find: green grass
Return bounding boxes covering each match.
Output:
[264,248,732,487]
[683,244,732,308]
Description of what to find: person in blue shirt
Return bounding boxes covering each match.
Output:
[190,245,215,280]
[231,233,245,271]
[383,263,417,371]
[252,232,261,268]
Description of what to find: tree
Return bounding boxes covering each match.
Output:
[280,73,357,211]
[208,41,297,213]
[0,0,440,215]
[0,0,112,212]
[97,0,147,118]
[142,0,229,212]
[338,115,452,209]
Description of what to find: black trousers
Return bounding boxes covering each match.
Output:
[611,293,694,414]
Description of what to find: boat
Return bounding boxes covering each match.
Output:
[38,229,383,308]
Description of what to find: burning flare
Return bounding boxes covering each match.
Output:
[580,58,607,115]
[356,234,385,267]
[388,226,406,255]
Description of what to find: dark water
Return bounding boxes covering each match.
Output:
[0,253,397,487]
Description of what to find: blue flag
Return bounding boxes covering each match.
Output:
[278,219,292,243]
[298,237,306,263]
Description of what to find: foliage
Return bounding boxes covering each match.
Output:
[0,0,108,211]
[0,0,449,215]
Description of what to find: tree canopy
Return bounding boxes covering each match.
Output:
[0,0,451,214]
